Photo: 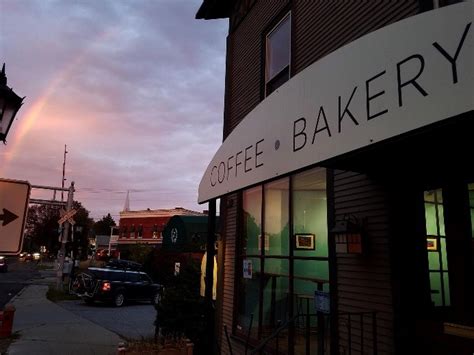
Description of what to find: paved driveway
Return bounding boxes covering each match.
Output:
[58,300,156,340]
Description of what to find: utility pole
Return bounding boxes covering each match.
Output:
[61,144,67,202]
[56,181,74,290]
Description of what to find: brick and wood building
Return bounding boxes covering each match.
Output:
[196,1,473,354]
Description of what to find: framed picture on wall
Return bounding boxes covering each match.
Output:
[295,233,315,250]
[426,236,438,251]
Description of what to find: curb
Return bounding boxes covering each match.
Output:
[7,286,26,305]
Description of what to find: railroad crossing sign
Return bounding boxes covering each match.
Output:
[0,178,31,255]
[58,208,77,225]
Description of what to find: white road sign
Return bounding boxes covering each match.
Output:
[58,208,77,225]
[0,178,31,255]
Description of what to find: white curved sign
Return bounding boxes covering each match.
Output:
[199,3,473,203]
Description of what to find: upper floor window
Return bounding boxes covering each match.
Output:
[265,13,291,96]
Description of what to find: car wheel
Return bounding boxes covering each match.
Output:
[151,292,161,306]
[114,291,125,307]
[84,298,94,305]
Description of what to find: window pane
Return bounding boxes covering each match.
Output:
[293,168,327,258]
[262,259,289,343]
[443,272,451,306]
[236,257,261,339]
[264,178,289,256]
[424,203,438,235]
[266,14,290,82]
[294,260,329,292]
[430,272,442,306]
[440,238,448,270]
[428,249,440,270]
[438,205,445,236]
[243,186,262,256]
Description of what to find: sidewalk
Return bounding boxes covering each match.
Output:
[8,269,121,355]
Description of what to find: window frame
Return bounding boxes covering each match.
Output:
[233,167,330,348]
[264,11,291,97]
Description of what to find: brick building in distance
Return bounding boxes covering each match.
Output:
[116,207,206,253]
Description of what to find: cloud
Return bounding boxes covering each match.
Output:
[0,0,227,220]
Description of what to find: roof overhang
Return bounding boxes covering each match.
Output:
[198,3,473,203]
[196,0,233,20]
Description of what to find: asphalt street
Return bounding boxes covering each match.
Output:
[1,259,156,342]
[0,257,41,308]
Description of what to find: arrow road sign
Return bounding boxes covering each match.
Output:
[0,178,31,255]
[0,208,18,226]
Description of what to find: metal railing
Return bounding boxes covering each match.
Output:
[225,311,378,355]
[338,311,377,355]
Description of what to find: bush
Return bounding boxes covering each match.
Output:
[127,244,154,265]
[144,248,202,286]
[154,257,207,354]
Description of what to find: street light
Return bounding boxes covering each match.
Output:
[0,64,24,143]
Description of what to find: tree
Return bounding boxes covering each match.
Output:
[93,213,116,236]
[155,257,208,354]
[26,201,93,258]
[26,205,61,253]
[126,243,153,265]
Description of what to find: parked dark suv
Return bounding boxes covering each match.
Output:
[72,260,162,307]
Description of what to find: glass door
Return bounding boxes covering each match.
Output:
[423,189,450,307]
[422,182,474,326]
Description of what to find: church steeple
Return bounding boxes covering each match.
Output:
[123,190,130,212]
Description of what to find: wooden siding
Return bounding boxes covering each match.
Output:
[333,170,394,354]
[293,1,420,74]
[224,0,290,137]
[219,192,242,355]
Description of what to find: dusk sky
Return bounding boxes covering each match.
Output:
[0,0,227,221]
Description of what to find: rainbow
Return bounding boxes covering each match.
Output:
[0,28,115,172]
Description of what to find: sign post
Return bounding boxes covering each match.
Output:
[0,179,31,255]
[56,181,75,290]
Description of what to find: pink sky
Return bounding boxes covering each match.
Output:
[0,0,227,221]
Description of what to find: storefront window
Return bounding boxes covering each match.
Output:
[264,178,289,256]
[235,168,328,353]
[262,259,289,349]
[236,257,261,339]
[243,186,262,255]
[424,189,450,307]
[293,168,328,259]
[236,187,263,338]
